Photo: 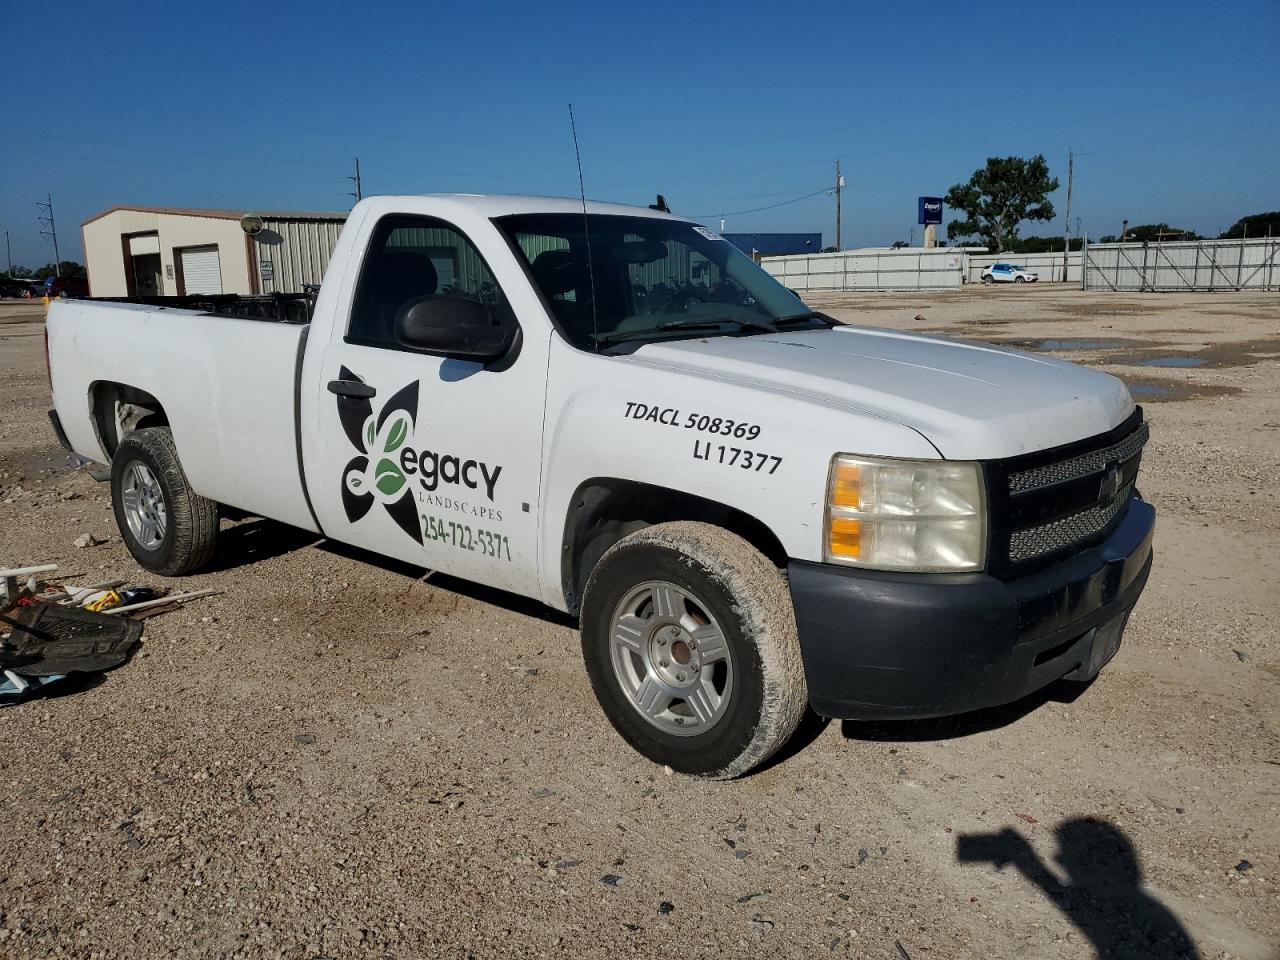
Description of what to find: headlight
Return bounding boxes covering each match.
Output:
[824,455,986,571]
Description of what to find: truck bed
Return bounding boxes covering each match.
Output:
[86,291,315,325]
[47,298,318,533]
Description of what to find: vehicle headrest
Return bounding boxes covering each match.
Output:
[531,249,586,297]
[367,250,438,301]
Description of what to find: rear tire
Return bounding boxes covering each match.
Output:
[982,275,994,284]
[580,522,807,779]
[111,427,219,576]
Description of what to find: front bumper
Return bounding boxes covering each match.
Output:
[788,497,1155,720]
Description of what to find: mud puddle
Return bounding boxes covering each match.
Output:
[1117,379,1241,403]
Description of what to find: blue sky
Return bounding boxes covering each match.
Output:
[3,0,1278,266]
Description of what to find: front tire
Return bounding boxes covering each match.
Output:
[111,427,219,576]
[1015,274,1026,283]
[580,522,807,778]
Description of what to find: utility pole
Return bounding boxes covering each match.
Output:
[833,160,845,250]
[4,230,12,277]
[1061,148,1073,282]
[1120,219,1128,243]
[348,158,363,204]
[36,194,61,276]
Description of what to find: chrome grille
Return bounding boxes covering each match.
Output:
[1008,481,1135,562]
[1008,422,1149,495]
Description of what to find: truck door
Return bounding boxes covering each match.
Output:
[305,212,545,598]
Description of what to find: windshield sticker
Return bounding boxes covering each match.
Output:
[692,226,723,240]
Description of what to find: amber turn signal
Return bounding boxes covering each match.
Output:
[828,515,862,558]
[831,461,862,509]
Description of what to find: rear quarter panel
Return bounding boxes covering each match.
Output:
[48,300,317,531]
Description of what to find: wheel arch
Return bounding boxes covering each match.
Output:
[559,477,789,615]
[88,380,170,461]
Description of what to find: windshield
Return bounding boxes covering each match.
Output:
[496,213,822,350]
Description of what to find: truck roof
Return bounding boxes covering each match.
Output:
[370,194,692,221]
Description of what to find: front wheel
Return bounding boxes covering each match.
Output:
[111,427,219,576]
[1015,275,1026,283]
[580,522,807,778]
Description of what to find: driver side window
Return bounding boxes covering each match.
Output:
[348,214,510,350]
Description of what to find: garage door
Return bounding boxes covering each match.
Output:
[180,246,223,295]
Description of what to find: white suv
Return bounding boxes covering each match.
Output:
[981,263,1038,284]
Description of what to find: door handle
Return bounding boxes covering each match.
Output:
[327,379,376,399]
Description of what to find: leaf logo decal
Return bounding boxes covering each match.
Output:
[375,458,407,496]
[336,372,422,544]
[384,417,408,453]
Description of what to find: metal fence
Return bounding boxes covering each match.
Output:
[967,251,1081,284]
[761,248,963,291]
[1082,238,1280,292]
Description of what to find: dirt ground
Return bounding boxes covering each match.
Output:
[0,287,1276,960]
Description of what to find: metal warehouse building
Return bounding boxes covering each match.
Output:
[82,206,347,298]
[723,232,823,257]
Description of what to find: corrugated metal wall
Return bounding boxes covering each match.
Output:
[762,248,964,290]
[254,217,347,293]
[1083,238,1280,291]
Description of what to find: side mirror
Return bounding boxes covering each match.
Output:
[394,296,515,361]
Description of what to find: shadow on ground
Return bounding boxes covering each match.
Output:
[957,818,1201,959]
[205,518,322,573]
[839,678,1091,743]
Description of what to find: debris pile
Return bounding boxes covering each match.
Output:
[0,562,219,703]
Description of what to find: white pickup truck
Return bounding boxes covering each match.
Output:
[46,194,1154,777]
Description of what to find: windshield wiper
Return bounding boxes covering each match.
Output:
[596,316,775,343]
[657,317,777,334]
[771,310,835,327]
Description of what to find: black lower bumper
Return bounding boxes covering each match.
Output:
[788,498,1155,720]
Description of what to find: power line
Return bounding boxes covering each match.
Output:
[691,187,831,220]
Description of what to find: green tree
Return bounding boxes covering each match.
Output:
[945,155,1059,253]
[1219,211,1280,240]
[30,261,86,281]
[1012,235,1085,253]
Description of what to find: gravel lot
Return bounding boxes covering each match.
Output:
[1,287,1277,959]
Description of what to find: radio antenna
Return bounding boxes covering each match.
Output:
[568,103,600,351]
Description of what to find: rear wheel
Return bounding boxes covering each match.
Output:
[982,275,994,284]
[111,427,219,576]
[580,522,807,778]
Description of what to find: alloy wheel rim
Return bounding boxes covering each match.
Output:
[608,580,734,738]
[121,461,167,550]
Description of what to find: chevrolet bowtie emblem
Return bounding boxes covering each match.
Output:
[1099,464,1123,502]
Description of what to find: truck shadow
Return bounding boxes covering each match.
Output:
[956,818,1201,959]
[205,518,322,574]
[839,678,1090,742]
[312,538,579,628]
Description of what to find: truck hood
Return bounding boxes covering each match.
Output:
[625,325,1134,459]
